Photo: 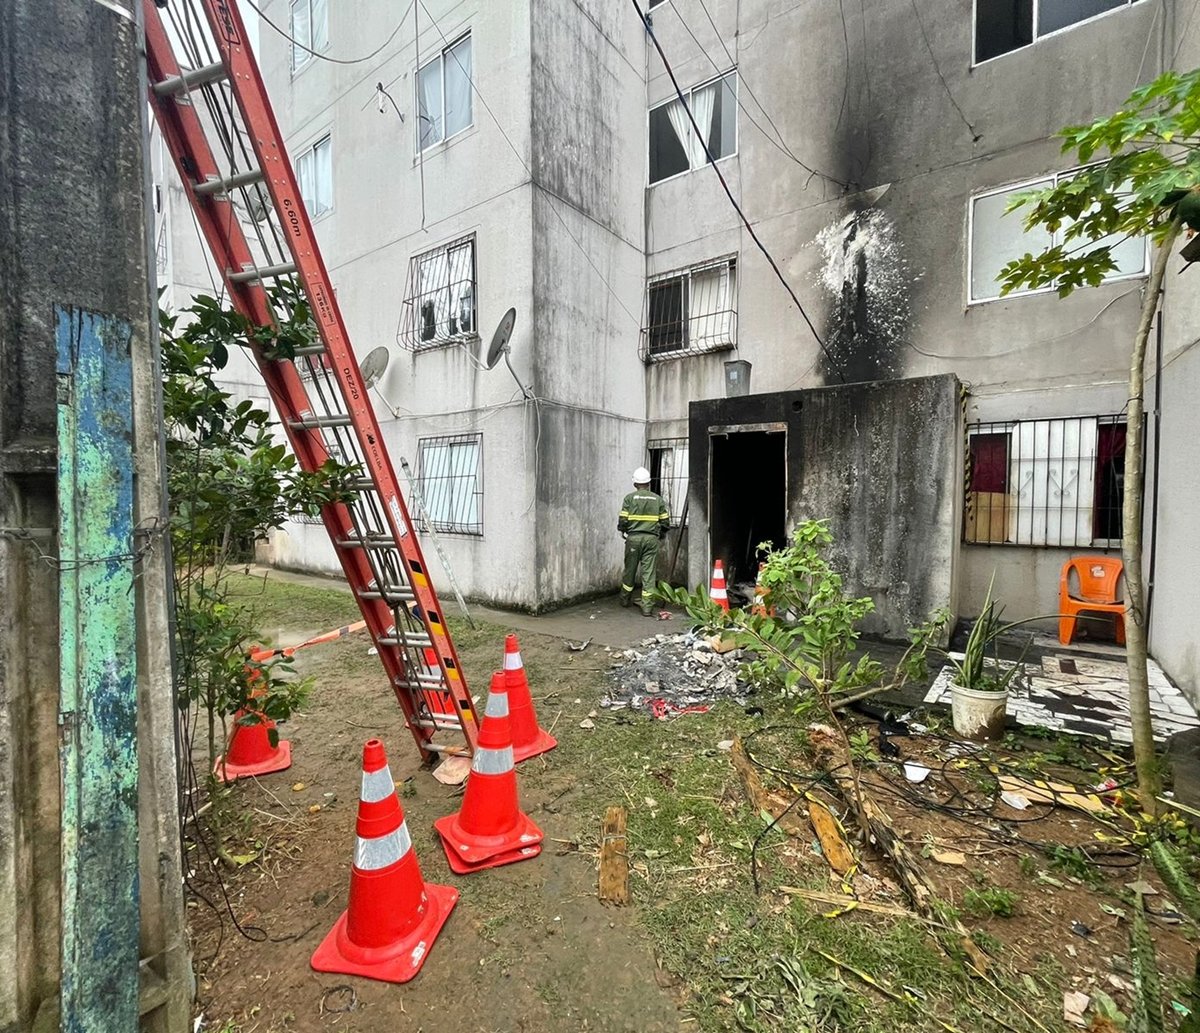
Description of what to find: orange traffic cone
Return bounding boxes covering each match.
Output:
[214,666,291,782]
[709,560,730,612]
[503,634,557,763]
[434,672,543,874]
[311,738,458,984]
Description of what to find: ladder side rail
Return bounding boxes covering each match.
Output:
[190,0,479,746]
[142,6,441,760]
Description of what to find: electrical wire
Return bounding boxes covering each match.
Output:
[242,0,414,67]
[908,0,980,143]
[633,1,841,380]
[415,0,643,330]
[666,0,847,188]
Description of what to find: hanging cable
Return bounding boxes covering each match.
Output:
[242,0,413,67]
[634,1,841,380]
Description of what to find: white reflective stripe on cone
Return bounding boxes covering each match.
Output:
[484,691,510,719]
[711,588,728,599]
[471,744,514,775]
[354,821,413,870]
[360,765,395,803]
[503,650,522,671]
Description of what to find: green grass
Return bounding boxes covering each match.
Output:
[239,575,1066,1033]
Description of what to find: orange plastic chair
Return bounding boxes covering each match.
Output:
[1058,557,1126,646]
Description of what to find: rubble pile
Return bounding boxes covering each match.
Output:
[604,632,750,719]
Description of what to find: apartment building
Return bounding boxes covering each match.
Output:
[157,0,1199,699]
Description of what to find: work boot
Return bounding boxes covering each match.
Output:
[641,605,654,618]
[620,592,632,608]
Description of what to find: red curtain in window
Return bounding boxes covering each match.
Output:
[970,433,1009,493]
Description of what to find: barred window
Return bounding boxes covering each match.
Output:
[398,236,477,350]
[417,433,483,536]
[648,439,689,527]
[964,415,1126,547]
[641,257,737,361]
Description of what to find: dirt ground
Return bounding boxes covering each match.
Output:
[190,576,686,1033]
[189,572,1200,1033]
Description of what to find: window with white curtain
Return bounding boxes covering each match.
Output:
[417,33,473,152]
[968,169,1147,302]
[294,135,332,218]
[290,0,329,72]
[648,71,737,185]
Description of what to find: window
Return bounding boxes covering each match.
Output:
[397,235,477,350]
[648,439,689,527]
[975,0,1143,63]
[417,433,483,536]
[290,0,329,72]
[295,135,332,218]
[969,171,1146,302]
[641,257,737,360]
[648,71,737,184]
[963,415,1127,546]
[417,33,473,152]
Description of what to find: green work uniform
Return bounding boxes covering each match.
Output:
[618,488,670,615]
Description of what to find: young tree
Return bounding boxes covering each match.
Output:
[999,69,1200,810]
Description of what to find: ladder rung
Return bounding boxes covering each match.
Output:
[228,261,298,284]
[358,586,416,602]
[290,415,353,430]
[350,477,376,491]
[337,536,397,551]
[153,61,228,97]
[411,716,465,732]
[290,344,328,358]
[419,741,469,756]
[378,633,433,648]
[194,168,266,196]
[395,673,446,688]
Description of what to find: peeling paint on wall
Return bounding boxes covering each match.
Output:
[812,208,915,384]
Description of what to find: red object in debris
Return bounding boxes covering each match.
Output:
[311,738,458,983]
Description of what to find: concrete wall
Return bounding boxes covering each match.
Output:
[530,0,648,604]
[644,0,1170,629]
[688,375,961,641]
[1,2,188,1028]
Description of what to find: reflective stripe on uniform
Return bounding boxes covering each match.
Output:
[360,765,395,803]
[503,650,522,671]
[484,691,509,718]
[471,744,514,775]
[621,583,634,592]
[355,822,412,870]
[623,513,660,521]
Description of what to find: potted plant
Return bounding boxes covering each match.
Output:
[945,579,1035,741]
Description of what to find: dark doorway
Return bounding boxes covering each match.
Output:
[709,429,786,596]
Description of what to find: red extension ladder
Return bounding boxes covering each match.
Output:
[143,0,479,766]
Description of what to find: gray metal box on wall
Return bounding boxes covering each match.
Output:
[687,374,961,642]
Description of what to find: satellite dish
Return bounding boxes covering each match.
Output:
[360,346,391,389]
[485,307,516,370]
[483,308,532,399]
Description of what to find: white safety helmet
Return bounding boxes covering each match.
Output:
[633,467,651,485]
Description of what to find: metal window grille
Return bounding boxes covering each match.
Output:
[397,235,477,351]
[417,432,484,536]
[648,438,689,527]
[963,415,1126,547]
[640,257,737,362]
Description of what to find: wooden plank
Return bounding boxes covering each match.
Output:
[806,797,856,874]
[729,738,807,836]
[56,307,140,1033]
[598,806,630,905]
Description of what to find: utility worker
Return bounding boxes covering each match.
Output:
[618,467,671,616]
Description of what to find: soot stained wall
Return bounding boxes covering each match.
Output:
[689,374,961,640]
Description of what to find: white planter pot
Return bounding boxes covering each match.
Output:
[950,682,1008,741]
